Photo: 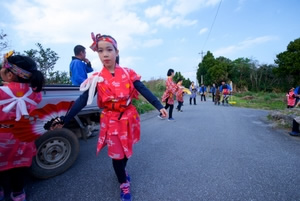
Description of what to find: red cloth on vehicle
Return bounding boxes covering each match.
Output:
[0,82,42,171]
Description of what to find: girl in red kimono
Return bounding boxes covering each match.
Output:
[159,69,178,121]
[61,33,167,201]
[175,79,184,112]
[0,52,44,201]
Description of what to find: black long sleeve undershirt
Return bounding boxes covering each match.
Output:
[63,80,163,124]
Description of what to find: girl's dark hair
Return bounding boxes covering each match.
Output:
[177,79,183,83]
[167,69,174,76]
[100,35,119,64]
[7,55,45,92]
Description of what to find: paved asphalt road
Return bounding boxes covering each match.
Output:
[24,96,300,201]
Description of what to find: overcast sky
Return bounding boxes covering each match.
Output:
[1,0,299,83]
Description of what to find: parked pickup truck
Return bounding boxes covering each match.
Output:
[29,84,100,179]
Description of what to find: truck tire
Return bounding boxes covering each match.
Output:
[30,128,80,179]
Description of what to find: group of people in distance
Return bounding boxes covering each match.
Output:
[158,68,233,123]
[188,81,232,106]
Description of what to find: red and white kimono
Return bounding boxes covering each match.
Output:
[176,86,184,102]
[161,77,178,105]
[82,65,141,159]
[0,82,42,171]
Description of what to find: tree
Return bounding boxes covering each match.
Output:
[274,38,300,88]
[197,51,215,85]
[182,78,192,88]
[173,72,184,83]
[256,64,279,92]
[48,71,71,84]
[24,43,60,80]
[230,58,252,91]
[173,71,192,88]
[0,30,8,52]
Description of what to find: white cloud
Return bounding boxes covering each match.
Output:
[180,38,186,43]
[167,56,180,63]
[156,16,197,28]
[150,0,220,28]
[4,0,150,49]
[235,0,246,12]
[214,35,278,56]
[199,28,208,35]
[182,71,197,82]
[172,0,220,16]
[145,5,163,18]
[143,38,163,47]
[120,56,142,67]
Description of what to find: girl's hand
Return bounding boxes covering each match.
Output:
[49,117,64,130]
[160,108,168,118]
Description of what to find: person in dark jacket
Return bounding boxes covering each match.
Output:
[199,84,206,101]
[210,83,216,102]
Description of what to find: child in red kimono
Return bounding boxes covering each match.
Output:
[159,69,178,121]
[61,33,167,201]
[175,79,184,112]
[0,52,44,201]
[286,87,296,108]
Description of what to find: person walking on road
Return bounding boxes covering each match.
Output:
[189,81,197,105]
[210,83,216,102]
[199,84,206,102]
[214,86,221,105]
[70,45,94,86]
[60,33,167,201]
[175,79,184,112]
[159,69,178,121]
[219,81,232,105]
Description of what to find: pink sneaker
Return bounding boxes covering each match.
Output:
[120,182,131,201]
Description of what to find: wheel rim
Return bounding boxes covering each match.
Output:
[36,137,72,170]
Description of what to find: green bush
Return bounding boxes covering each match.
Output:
[264,95,271,101]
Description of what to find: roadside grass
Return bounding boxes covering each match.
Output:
[132,79,165,114]
[231,91,286,110]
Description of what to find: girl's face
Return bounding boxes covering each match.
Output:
[0,67,13,83]
[97,40,119,69]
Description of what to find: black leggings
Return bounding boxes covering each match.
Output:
[164,103,174,118]
[159,98,174,118]
[112,157,128,184]
[0,167,27,193]
[176,101,183,111]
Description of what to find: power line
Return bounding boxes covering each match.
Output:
[202,0,222,51]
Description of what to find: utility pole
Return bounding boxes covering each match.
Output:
[198,51,205,85]
[198,51,205,61]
